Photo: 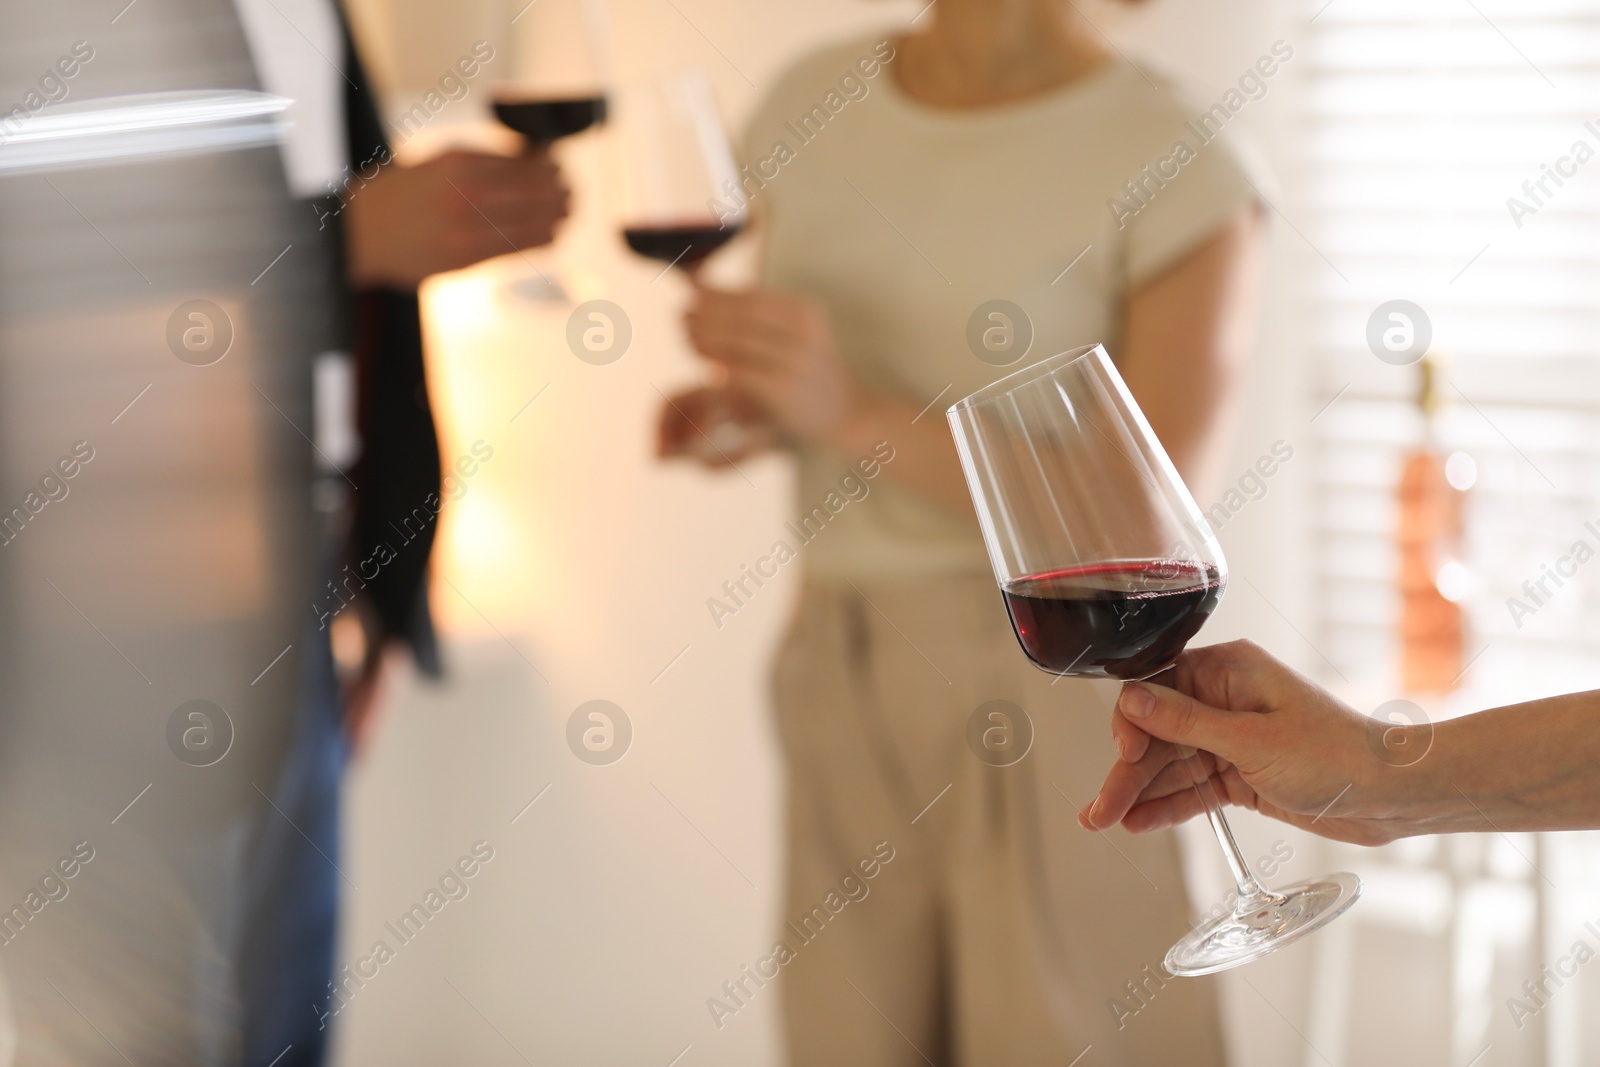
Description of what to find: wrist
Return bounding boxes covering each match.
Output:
[342,202,388,288]
[1366,762,1458,839]
[1381,713,1497,836]
[342,174,422,290]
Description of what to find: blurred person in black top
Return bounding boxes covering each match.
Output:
[0,1,567,1062]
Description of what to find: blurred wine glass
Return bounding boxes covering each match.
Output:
[493,0,611,302]
[615,68,745,271]
[617,69,754,464]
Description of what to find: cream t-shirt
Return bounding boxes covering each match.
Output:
[739,35,1263,579]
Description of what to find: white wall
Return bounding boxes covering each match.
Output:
[332,2,1326,1064]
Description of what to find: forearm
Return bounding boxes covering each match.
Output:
[1117,209,1262,501]
[1403,690,1600,835]
[830,390,974,514]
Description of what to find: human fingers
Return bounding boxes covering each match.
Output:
[1111,706,1151,763]
[1082,736,1207,830]
[1171,639,1316,717]
[687,288,810,348]
[436,153,569,247]
[658,387,776,465]
[657,389,714,458]
[685,314,791,371]
[1115,680,1264,768]
[1121,780,1226,834]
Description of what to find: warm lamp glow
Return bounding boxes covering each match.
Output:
[424,269,500,343]
[420,264,532,638]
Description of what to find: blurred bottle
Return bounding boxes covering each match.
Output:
[1396,355,1467,692]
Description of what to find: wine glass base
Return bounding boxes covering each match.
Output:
[1164,872,1362,977]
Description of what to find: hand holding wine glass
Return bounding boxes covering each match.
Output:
[946,344,1361,976]
[658,281,852,466]
[1085,640,1409,846]
[1094,639,1600,844]
[344,148,569,288]
[655,383,776,467]
[679,285,864,445]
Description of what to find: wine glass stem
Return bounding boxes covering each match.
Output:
[1184,750,1276,909]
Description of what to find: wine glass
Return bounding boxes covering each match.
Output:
[493,0,608,142]
[493,0,611,301]
[946,343,1361,977]
[616,69,752,461]
[615,68,746,272]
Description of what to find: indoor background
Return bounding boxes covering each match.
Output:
[327,0,1600,1064]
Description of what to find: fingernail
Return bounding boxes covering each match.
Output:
[1086,797,1103,826]
[1120,684,1155,720]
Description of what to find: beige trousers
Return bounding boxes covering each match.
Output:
[771,574,1227,1066]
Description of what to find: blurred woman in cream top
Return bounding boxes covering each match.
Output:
[659,2,1267,1062]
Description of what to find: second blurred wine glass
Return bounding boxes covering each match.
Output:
[618,70,753,463]
[615,69,745,272]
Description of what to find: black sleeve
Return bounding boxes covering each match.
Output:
[338,12,443,676]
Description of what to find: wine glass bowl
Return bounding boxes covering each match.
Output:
[614,69,746,270]
[495,0,610,144]
[947,344,1360,976]
[622,221,741,271]
[949,344,1228,681]
[490,95,607,142]
[1000,559,1224,680]
[491,0,610,302]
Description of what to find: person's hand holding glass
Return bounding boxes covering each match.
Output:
[1086,637,1600,844]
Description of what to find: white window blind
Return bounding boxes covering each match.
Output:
[1306,0,1600,705]
[1302,5,1600,1065]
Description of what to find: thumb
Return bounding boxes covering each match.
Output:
[1117,681,1256,764]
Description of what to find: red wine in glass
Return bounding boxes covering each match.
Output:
[492,96,608,142]
[496,0,609,142]
[616,71,745,270]
[1002,560,1224,680]
[623,221,743,270]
